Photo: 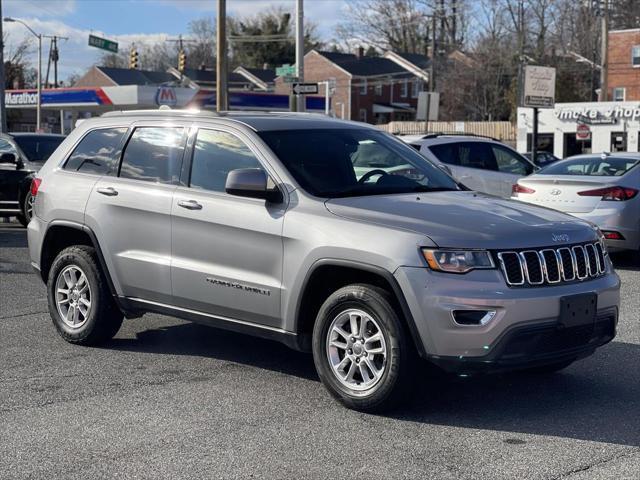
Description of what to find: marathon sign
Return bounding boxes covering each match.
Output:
[5,91,38,106]
[555,105,640,124]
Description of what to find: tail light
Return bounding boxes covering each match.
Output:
[30,178,42,196]
[602,230,625,240]
[512,184,535,195]
[577,186,638,201]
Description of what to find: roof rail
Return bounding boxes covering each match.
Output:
[419,132,500,141]
[101,108,220,118]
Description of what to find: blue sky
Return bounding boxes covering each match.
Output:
[3,0,349,83]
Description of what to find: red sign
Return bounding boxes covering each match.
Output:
[576,123,591,141]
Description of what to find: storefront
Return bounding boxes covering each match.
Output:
[5,86,326,133]
[517,101,640,158]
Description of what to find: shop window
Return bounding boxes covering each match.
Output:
[564,132,591,158]
[610,132,627,152]
[613,87,625,101]
[633,45,640,67]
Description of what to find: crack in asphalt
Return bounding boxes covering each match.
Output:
[0,310,48,320]
[553,448,640,479]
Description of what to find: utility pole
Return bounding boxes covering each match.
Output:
[0,0,7,134]
[216,0,228,112]
[599,0,609,101]
[44,36,67,88]
[295,0,304,112]
[429,14,436,92]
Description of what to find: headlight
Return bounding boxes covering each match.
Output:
[422,249,495,273]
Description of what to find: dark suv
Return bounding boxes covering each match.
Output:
[0,133,65,226]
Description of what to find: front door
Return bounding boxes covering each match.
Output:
[170,128,285,328]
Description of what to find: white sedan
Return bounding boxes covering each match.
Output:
[512,153,639,252]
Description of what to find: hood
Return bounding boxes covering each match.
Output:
[325,191,599,249]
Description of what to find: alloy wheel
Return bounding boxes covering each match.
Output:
[55,265,92,329]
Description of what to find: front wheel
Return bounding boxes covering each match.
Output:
[312,284,413,412]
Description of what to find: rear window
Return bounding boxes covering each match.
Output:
[539,156,639,176]
[13,135,64,163]
[119,127,185,184]
[64,128,127,175]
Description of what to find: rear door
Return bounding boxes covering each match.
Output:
[170,127,285,327]
[85,123,188,303]
[491,143,535,197]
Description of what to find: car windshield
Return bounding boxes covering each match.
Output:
[13,135,64,163]
[258,128,460,198]
[538,156,639,176]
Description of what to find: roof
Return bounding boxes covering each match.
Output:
[315,51,412,77]
[242,68,276,83]
[393,52,431,70]
[100,109,372,132]
[179,68,249,85]
[97,67,174,86]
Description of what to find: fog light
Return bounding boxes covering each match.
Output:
[452,310,496,326]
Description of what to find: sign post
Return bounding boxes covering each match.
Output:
[522,66,556,165]
[88,34,118,53]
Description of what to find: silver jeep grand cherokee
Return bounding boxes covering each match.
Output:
[27,110,620,412]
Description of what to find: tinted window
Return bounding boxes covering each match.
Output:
[429,142,499,171]
[259,128,459,198]
[539,156,639,176]
[13,135,64,163]
[119,127,184,183]
[492,145,533,175]
[190,130,263,192]
[64,128,127,174]
[0,138,18,159]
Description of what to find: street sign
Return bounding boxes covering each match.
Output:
[88,34,118,53]
[276,64,296,77]
[576,123,591,141]
[292,83,318,95]
[282,76,299,84]
[522,65,556,108]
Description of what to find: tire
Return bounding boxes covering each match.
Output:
[312,284,413,412]
[20,192,34,226]
[523,359,574,374]
[47,245,123,345]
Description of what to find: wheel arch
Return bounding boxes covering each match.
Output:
[293,259,426,357]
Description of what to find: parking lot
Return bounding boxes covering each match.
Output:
[0,222,638,479]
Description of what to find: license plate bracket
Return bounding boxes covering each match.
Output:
[559,293,597,328]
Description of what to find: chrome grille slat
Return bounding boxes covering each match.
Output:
[498,242,605,287]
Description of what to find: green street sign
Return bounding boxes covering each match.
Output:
[276,64,296,77]
[88,34,118,53]
[282,75,299,84]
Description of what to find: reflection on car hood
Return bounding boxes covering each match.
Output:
[325,191,599,249]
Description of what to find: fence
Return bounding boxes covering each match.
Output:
[376,121,517,143]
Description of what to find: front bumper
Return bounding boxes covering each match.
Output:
[395,263,620,371]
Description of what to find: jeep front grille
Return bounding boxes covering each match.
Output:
[497,242,606,287]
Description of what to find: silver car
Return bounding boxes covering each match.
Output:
[27,111,620,412]
[401,134,537,198]
[512,153,639,253]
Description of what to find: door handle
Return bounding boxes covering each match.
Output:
[97,187,118,196]
[177,199,203,210]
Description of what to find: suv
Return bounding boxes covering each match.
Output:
[401,134,537,198]
[0,133,66,225]
[28,111,620,412]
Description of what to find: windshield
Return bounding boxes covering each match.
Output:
[538,156,639,176]
[13,135,64,163]
[258,128,460,198]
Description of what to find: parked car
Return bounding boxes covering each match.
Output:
[0,132,66,226]
[401,134,537,197]
[28,111,619,412]
[512,152,639,253]
[523,150,561,167]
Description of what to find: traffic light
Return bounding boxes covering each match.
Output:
[178,49,186,72]
[129,47,139,69]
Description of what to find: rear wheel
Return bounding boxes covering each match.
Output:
[47,245,123,345]
[17,192,34,227]
[312,284,413,412]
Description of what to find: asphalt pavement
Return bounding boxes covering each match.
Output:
[0,222,639,479]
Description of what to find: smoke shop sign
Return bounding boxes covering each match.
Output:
[555,105,640,124]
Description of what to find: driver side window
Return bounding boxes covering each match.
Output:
[492,145,533,175]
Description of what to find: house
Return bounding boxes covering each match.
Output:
[274,48,431,124]
[607,28,640,101]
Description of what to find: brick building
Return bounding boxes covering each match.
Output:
[274,49,430,124]
[607,28,640,101]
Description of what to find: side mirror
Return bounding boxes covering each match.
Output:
[0,152,17,165]
[225,168,282,203]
